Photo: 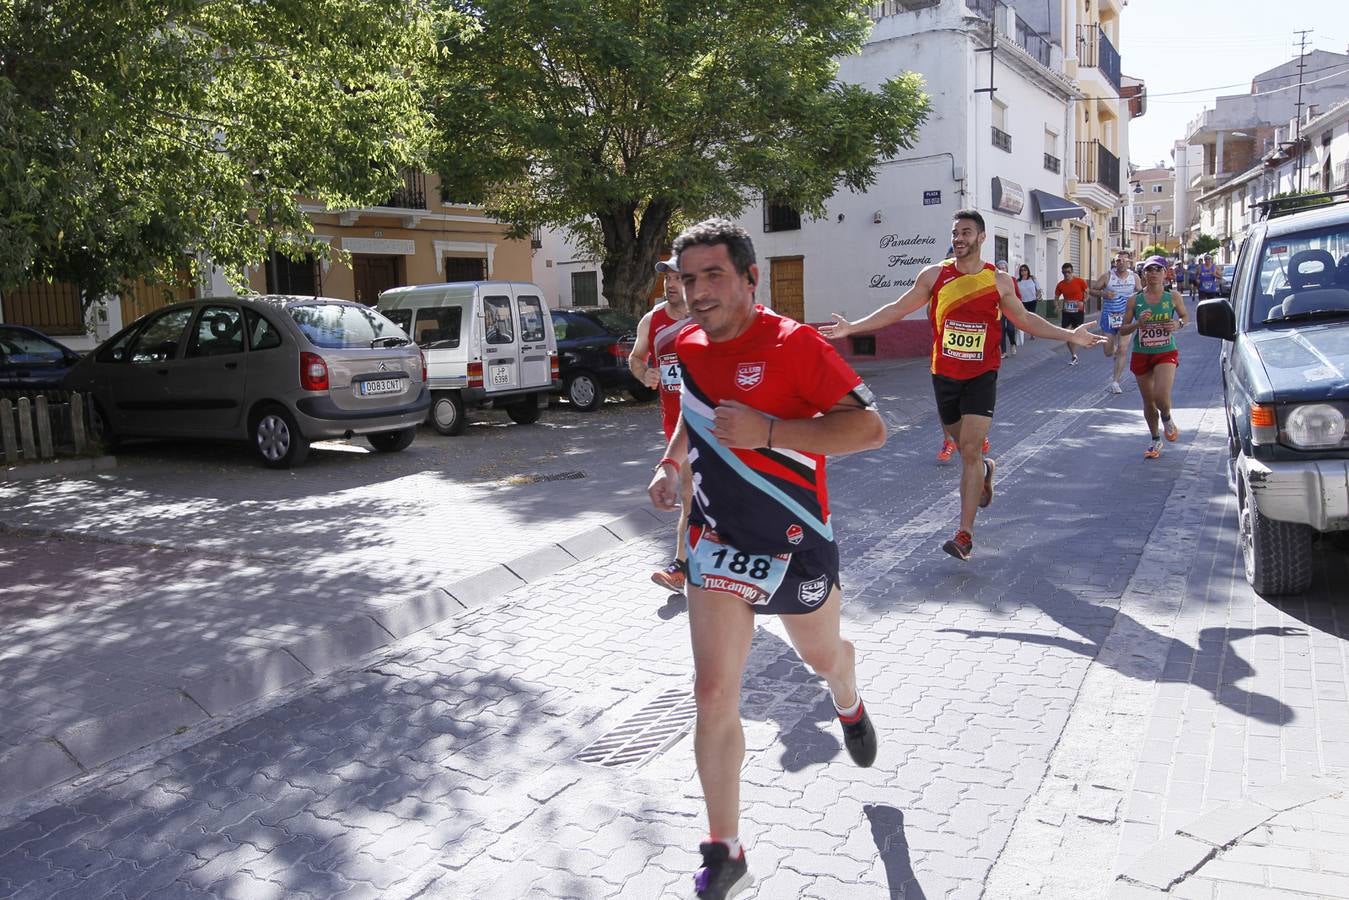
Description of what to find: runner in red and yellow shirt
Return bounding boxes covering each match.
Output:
[630,255,694,591]
[822,209,1104,561]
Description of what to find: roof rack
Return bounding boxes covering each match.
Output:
[1253,188,1349,220]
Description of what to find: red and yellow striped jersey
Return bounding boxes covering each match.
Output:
[927,260,1003,379]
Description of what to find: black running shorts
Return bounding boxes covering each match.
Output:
[1061,311,1085,329]
[686,525,840,615]
[932,369,998,426]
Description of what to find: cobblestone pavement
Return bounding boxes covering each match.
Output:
[2,330,1347,898]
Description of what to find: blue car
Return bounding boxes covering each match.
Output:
[0,324,81,391]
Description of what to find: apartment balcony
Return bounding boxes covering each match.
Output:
[382,168,427,211]
[1070,140,1122,210]
[967,0,1058,72]
[1076,25,1121,96]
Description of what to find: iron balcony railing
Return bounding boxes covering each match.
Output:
[1075,140,1121,195]
[967,0,1056,70]
[992,126,1012,152]
[384,168,427,210]
[1044,153,1061,173]
[1077,25,1121,91]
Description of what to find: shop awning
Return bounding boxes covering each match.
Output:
[1031,190,1087,222]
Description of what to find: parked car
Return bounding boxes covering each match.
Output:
[1220,263,1236,296]
[0,325,82,391]
[549,306,654,412]
[1196,194,1349,595]
[63,295,429,467]
[378,281,559,435]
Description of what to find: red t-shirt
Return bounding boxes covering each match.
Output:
[646,302,693,440]
[1055,277,1089,313]
[676,307,869,553]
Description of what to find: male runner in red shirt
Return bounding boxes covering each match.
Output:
[630,255,693,591]
[649,218,885,899]
[822,210,1103,560]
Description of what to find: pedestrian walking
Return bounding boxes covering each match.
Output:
[822,210,1103,560]
[630,255,694,591]
[1118,255,1190,459]
[996,259,1021,356]
[1090,251,1140,393]
[1015,263,1042,332]
[1053,262,1091,365]
[648,218,885,900]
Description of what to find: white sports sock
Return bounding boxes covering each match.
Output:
[833,693,862,720]
[715,836,743,858]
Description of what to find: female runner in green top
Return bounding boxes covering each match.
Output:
[1119,256,1190,459]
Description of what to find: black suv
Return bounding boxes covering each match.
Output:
[549,307,654,411]
[1197,193,1349,595]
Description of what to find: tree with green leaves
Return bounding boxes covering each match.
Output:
[431,0,930,316]
[1188,233,1221,258]
[0,0,437,318]
[1141,244,1171,259]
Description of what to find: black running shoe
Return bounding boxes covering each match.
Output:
[694,842,751,899]
[839,699,878,768]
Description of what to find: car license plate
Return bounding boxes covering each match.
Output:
[490,366,511,386]
[360,378,405,396]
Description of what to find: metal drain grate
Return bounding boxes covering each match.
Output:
[576,688,697,768]
[504,471,587,485]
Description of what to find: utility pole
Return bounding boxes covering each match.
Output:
[1293,29,1312,193]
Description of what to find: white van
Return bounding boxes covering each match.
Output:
[377,281,560,435]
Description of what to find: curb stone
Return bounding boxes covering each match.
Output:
[1115,773,1349,895]
[1,455,116,481]
[0,503,671,810]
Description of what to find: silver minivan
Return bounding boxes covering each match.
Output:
[64,295,430,467]
[378,281,559,435]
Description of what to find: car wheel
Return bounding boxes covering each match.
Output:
[368,426,416,453]
[1239,487,1313,595]
[253,404,310,469]
[629,386,657,403]
[565,371,603,412]
[430,391,467,436]
[506,398,541,425]
[87,398,120,452]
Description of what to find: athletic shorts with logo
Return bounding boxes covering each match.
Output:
[686,524,839,615]
[1131,349,1179,375]
[932,370,997,425]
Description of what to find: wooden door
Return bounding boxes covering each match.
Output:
[769,257,805,322]
[353,255,404,306]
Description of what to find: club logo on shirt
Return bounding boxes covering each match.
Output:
[785,524,804,545]
[735,361,766,391]
[798,575,828,608]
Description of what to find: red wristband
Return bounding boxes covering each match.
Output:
[657,457,680,470]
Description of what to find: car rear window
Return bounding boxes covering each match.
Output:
[288,303,405,349]
[587,309,638,336]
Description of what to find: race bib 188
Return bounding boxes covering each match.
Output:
[689,530,790,606]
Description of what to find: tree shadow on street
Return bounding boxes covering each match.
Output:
[937,579,1303,726]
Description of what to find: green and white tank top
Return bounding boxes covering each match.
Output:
[1132,290,1177,355]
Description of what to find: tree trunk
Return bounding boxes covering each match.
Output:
[596,201,674,318]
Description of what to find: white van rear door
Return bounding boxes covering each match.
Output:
[480,291,521,394]
[514,291,552,390]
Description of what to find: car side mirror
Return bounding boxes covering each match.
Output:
[1196,298,1236,342]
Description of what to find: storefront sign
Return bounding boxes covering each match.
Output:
[991,177,1025,216]
[867,231,942,291]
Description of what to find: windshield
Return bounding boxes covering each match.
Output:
[1248,222,1349,327]
[288,303,406,349]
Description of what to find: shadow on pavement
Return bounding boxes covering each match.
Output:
[937,579,1303,726]
[865,803,926,900]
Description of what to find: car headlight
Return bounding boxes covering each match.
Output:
[1283,403,1346,449]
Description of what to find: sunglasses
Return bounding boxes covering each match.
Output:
[1143,264,1164,272]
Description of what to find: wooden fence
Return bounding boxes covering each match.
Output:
[0,390,95,464]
